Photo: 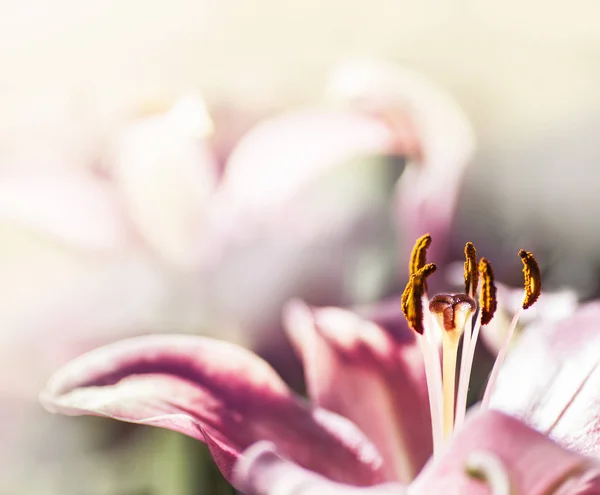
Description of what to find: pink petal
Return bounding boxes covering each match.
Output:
[328,59,475,264]
[412,409,600,494]
[491,301,600,458]
[197,108,406,358]
[234,441,405,495]
[0,174,132,251]
[284,299,430,482]
[41,335,385,485]
[216,108,398,215]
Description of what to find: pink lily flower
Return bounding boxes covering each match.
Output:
[41,236,600,493]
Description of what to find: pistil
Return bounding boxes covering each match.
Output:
[429,294,475,439]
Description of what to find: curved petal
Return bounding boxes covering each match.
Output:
[284,299,430,482]
[234,442,405,495]
[328,58,475,265]
[198,108,405,362]
[491,301,600,457]
[40,335,384,485]
[217,108,399,214]
[112,95,218,267]
[0,174,132,251]
[412,409,600,495]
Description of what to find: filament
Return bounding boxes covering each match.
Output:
[454,311,479,430]
[481,308,522,408]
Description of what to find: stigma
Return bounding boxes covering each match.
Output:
[401,235,541,454]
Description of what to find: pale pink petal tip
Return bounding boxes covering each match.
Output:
[113,97,218,267]
[327,57,475,168]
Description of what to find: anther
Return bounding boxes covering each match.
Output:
[409,233,432,277]
[401,263,436,334]
[519,249,541,309]
[478,258,498,325]
[455,244,480,432]
[464,242,478,297]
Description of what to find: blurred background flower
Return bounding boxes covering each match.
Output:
[2,0,600,493]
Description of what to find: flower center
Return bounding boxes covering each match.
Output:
[401,234,541,456]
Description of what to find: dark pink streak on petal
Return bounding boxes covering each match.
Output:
[412,409,600,495]
[285,299,430,483]
[40,335,384,485]
[234,441,405,495]
[491,302,600,458]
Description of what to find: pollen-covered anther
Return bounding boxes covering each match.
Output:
[464,242,478,297]
[429,293,476,336]
[401,263,436,335]
[519,249,541,309]
[478,258,498,325]
[409,233,432,277]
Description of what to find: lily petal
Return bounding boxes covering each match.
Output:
[234,441,405,495]
[328,59,475,265]
[0,174,132,251]
[284,299,430,482]
[412,409,600,495]
[217,108,399,214]
[198,108,405,362]
[113,95,218,267]
[491,301,600,458]
[40,335,385,485]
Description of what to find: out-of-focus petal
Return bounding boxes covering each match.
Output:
[40,335,385,485]
[198,108,404,367]
[411,409,600,495]
[329,59,475,265]
[0,174,132,251]
[234,442,405,495]
[491,301,600,458]
[481,283,578,353]
[217,109,398,214]
[0,92,105,174]
[113,95,218,267]
[284,299,430,482]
